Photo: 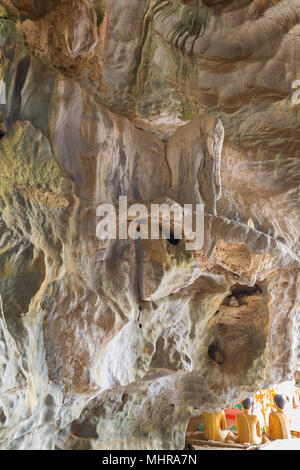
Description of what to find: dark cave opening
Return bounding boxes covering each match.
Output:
[208,343,224,365]
[231,283,262,298]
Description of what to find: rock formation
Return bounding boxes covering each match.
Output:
[0,0,299,450]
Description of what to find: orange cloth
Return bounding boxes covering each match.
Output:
[235,411,261,444]
[268,411,291,440]
[202,410,227,442]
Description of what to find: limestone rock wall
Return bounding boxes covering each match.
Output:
[0,0,299,450]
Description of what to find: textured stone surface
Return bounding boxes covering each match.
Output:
[0,0,299,450]
[11,1,55,19]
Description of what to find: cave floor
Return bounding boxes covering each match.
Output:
[187,438,300,451]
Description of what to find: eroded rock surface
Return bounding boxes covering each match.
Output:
[0,0,299,450]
